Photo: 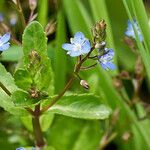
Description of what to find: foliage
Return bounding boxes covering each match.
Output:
[0,0,150,150]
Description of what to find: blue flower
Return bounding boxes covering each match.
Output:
[62,32,91,57]
[125,20,143,42]
[0,33,10,51]
[0,13,3,22]
[16,147,36,150]
[98,48,116,70]
[16,148,26,150]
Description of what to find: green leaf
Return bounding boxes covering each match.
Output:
[0,63,29,115]
[22,21,54,95]
[37,0,48,27]
[54,9,67,93]
[43,94,111,120]
[0,63,18,93]
[11,90,39,106]
[72,121,102,150]
[47,116,102,150]
[0,88,28,116]
[14,68,32,91]
[0,46,23,62]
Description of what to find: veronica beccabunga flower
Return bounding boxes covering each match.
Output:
[0,13,3,22]
[62,32,91,57]
[125,20,143,42]
[0,33,10,51]
[98,48,116,70]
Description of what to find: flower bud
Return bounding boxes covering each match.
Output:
[29,0,37,11]
[95,41,106,49]
[120,71,130,79]
[45,20,56,36]
[92,20,106,42]
[99,19,106,30]
[124,37,135,49]
[113,77,122,89]
[29,87,40,99]
[122,132,132,142]
[9,14,18,26]
[80,80,90,90]
[12,0,17,4]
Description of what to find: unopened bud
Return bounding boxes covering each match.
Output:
[120,71,130,79]
[95,41,106,49]
[45,20,56,36]
[99,19,106,30]
[113,77,122,89]
[29,0,37,11]
[29,87,40,99]
[80,80,90,90]
[135,57,143,80]
[92,19,106,42]
[122,132,132,142]
[12,0,17,4]
[124,36,135,49]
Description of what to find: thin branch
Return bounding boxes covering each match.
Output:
[80,63,97,70]
[40,75,75,114]
[40,46,95,114]
[16,0,26,29]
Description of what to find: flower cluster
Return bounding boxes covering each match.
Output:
[0,33,11,51]
[62,20,116,71]
[125,20,143,42]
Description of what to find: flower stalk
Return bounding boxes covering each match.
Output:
[32,104,45,148]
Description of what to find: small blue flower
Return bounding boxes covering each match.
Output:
[125,20,143,42]
[0,33,10,51]
[10,14,18,26]
[16,147,36,150]
[62,32,91,57]
[16,147,26,150]
[0,13,3,22]
[98,48,116,70]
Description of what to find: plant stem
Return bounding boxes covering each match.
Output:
[16,0,26,29]
[32,104,45,148]
[40,46,95,114]
[40,75,75,114]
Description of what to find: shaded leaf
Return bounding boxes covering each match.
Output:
[0,46,23,62]
[44,94,111,120]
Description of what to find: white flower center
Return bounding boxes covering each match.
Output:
[74,44,81,51]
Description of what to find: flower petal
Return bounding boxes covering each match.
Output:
[0,33,10,44]
[106,49,115,57]
[0,42,10,51]
[81,40,91,54]
[105,62,116,70]
[62,43,74,51]
[68,50,81,57]
[100,62,107,70]
[73,32,85,44]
